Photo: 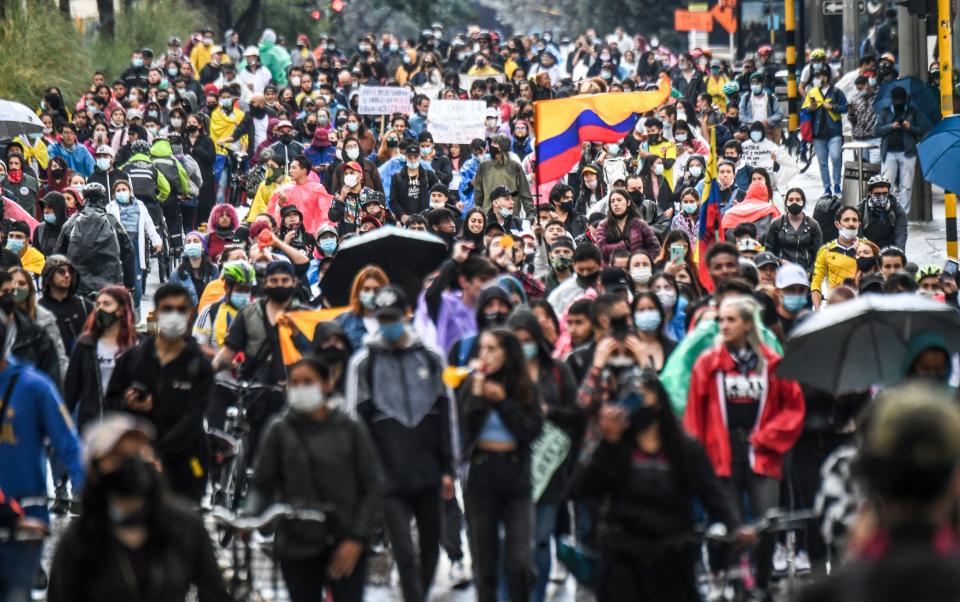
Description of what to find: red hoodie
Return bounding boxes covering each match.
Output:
[684,343,804,479]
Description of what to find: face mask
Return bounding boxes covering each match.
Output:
[406,159,419,170]
[634,309,661,332]
[675,133,688,143]
[653,164,664,176]
[156,310,189,340]
[358,290,377,310]
[868,77,878,87]
[347,122,359,132]
[265,285,296,303]
[219,98,233,110]
[9,287,27,304]
[170,117,183,129]
[5,239,23,253]
[319,238,337,255]
[584,179,597,191]
[607,143,620,155]
[386,137,399,148]
[146,126,159,137]
[689,165,703,178]
[630,267,652,284]
[389,42,399,52]
[655,289,677,309]
[576,271,599,289]
[498,207,512,218]
[676,111,687,122]
[183,242,203,258]
[51,168,65,180]
[95,308,119,329]
[482,310,509,326]
[550,255,573,271]
[287,384,326,413]
[751,84,762,95]
[839,227,858,240]
[683,202,699,214]
[43,213,57,224]
[379,320,406,343]
[856,256,877,272]
[96,157,112,171]
[344,173,359,187]
[346,146,360,160]
[115,190,131,204]
[786,202,804,216]
[132,58,144,68]
[230,292,252,309]
[522,341,539,360]
[601,70,612,79]
[750,131,763,143]
[782,294,807,313]
[98,454,155,499]
[186,124,200,133]
[279,132,294,143]
[819,81,829,91]
[430,201,446,210]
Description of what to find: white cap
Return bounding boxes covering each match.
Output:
[244,45,260,57]
[775,263,810,289]
[126,108,143,119]
[485,108,498,119]
[275,119,293,129]
[95,145,114,157]
[82,413,155,467]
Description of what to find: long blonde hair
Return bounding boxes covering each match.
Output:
[718,295,766,371]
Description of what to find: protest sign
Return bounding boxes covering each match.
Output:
[358,86,413,115]
[427,99,486,144]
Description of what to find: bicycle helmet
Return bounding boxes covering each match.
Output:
[81,182,107,204]
[722,81,739,96]
[131,139,151,155]
[221,260,257,287]
[917,265,942,281]
[867,174,891,190]
[757,44,773,56]
[810,48,827,61]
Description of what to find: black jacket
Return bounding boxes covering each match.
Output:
[39,256,91,353]
[88,168,130,204]
[64,335,135,432]
[765,214,824,272]
[9,309,62,387]
[390,165,438,220]
[857,196,908,250]
[458,374,544,461]
[33,192,68,257]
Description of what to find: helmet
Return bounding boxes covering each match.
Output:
[722,81,739,95]
[757,44,773,56]
[917,264,942,281]
[131,139,151,155]
[810,48,827,61]
[82,182,107,204]
[867,174,891,190]
[221,260,256,287]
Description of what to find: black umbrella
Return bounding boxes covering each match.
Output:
[321,225,448,306]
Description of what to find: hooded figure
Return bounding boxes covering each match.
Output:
[312,321,354,394]
[445,284,517,368]
[34,192,67,256]
[720,180,782,242]
[903,330,954,385]
[472,134,533,215]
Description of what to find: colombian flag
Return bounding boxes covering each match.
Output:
[697,126,721,293]
[533,77,672,183]
[276,307,348,365]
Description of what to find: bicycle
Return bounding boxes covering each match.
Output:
[225,149,249,208]
[207,381,282,513]
[211,504,328,602]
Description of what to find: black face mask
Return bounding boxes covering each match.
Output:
[207,102,218,113]
[609,314,631,339]
[98,455,156,498]
[265,285,296,303]
[386,137,399,148]
[51,168,65,180]
[482,310,509,326]
[186,124,200,133]
[786,202,804,216]
[251,106,267,118]
[315,345,348,366]
[725,116,740,128]
[856,256,877,273]
[279,132,294,143]
[559,200,574,213]
[336,116,348,128]
[0,294,14,316]
[305,123,317,133]
[647,134,661,144]
[576,271,599,289]
[631,404,658,432]
[95,309,119,330]
[628,191,645,205]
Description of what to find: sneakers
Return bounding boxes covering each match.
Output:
[448,559,472,590]
[550,561,569,584]
[50,497,70,516]
[795,549,812,575]
[772,543,788,574]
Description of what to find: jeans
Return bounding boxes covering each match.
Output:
[881,151,917,214]
[532,502,561,602]
[280,549,366,602]
[214,154,228,205]
[0,541,43,602]
[130,238,142,311]
[381,489,442,602]
[813,136,843,195]
[465,450,534,602]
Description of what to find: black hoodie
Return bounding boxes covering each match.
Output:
[38,255,91,354]
[34,191,67,256]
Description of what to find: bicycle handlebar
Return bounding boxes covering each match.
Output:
[211,503,327,532]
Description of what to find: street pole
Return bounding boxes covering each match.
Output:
[785,0,798,131]
[939,0,957,258]
[842,0,860,72]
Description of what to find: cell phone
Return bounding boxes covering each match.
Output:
[130,382,149,400]
[670,244,686,264]
[944,259,958,279]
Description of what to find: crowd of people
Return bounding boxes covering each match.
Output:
[0,18,957,602]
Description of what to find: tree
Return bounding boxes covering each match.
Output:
[97,0,116,39]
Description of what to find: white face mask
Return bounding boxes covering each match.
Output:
[287,384,330,413]
[584,178,597,190]
[750,131,763,142]
[630,267,652,284]
[839,227,858,240]
[344,173,359,187]
[156,311,188,340]
[654,164,664,176]
[346,146,360,160]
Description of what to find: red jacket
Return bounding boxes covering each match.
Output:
[684,344,804,480]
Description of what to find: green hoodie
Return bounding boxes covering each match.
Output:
[258,40,290,87]
[120,152,171,202]
[149,139,190,196]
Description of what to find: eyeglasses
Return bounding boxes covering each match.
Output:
[55,267,72,276]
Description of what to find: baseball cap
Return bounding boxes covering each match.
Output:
[275,119,293,129]
[82,413,155,467]
[372,284,409,319]
[600,267,631,294]
[775,263,810,289]
[753,251,779,269]
[344,161,362,172]
[859,273,885,293]
[95,145,115,157]
[489,185,512,201]
[581,164,599,176]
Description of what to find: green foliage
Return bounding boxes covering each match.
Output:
[0,4,93,105]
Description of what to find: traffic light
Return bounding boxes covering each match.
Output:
[331,0,344,12]
[895,0,935,16]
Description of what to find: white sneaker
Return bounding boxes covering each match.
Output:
[550,562,569,584]
[448,560,471,590]
[772,543,788,574]
[795,550,812,574]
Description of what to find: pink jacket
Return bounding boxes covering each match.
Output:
[267,179,334,235]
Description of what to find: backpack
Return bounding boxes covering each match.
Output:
[122,160,159,201]
[813,195,842,242]
[67,211,122,296]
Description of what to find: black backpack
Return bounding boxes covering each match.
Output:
[813,195,842,243]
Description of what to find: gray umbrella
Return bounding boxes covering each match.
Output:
[776,293,960,395]
[0,99,45,139]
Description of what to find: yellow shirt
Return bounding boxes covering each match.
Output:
[190,44,213,75]
[467,64,502,77]
[810,239,860,294]
[20,245,45,276]
[705,75,730,112]
[247,177,289,222]
[648,140,678,190]
[210,107,246,156]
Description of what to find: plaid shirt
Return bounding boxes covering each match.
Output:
[849,91,878,140]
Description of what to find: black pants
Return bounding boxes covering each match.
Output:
[465,450,534,602]
[162,448,208,503]
[381,488,442,602]
[722,430,780,589]
[281,551,366,602]
[440,496,465,561]
[599,549,699,602]
[790,430,851,563]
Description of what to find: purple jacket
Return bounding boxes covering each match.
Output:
[414,290,477,354]
[595,218,662,263]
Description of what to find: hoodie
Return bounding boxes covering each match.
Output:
[720,180,781,241]
[206,203,239,259]
[34,191,67,256]
[902,330,953,383]
[38,255,90,354]
[444,284,516,368]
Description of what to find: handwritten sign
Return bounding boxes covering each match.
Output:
[426,100,487,144]
[530,420,571,502]
[358,86,413,115]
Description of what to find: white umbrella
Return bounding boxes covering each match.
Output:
[777,293,960,394]
[0,99,44,139]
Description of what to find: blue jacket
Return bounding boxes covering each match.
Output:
[0,358,84,522]
[48,142,96,178]
[168,263,220,305]
[738,91,784,128]
[665,296,689,343]
[875,104,931,159]
[335,311,369,350]
[379,156,434,208]
[409,112,429,137]
[458,156,482,213]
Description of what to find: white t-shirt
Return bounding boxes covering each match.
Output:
[741,139,778,172]
[97,339,120,394]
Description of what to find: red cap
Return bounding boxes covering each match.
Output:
[344,161,362,172]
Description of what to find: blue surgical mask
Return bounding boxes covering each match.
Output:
[634,309,661,332]
[522,341,539,359]
[230,292,252,309]
[347,122,359,132]
[183,242,203,258]
[96,157,111,171]
[783,293,807,313]
[43,213,57,224]
[359,290,376,309]
[115,190,131,204]
[132,58,144,68]
[379,320,406,343]
[319,238,338,255]
[499,207,512,218]
[406,159,419,170]
[751,84,762,94]
[5,239,23,253]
